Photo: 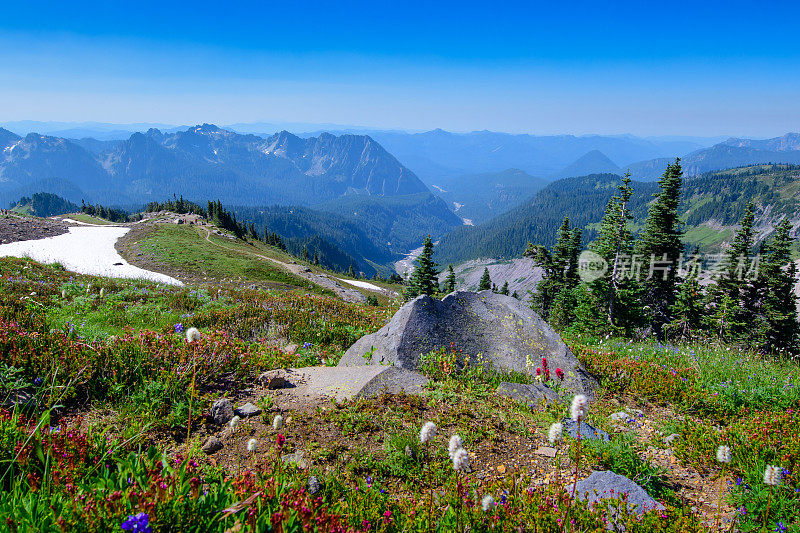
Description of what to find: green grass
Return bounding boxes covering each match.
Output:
[65,213,115,225]
[682,225,734,251]
[137,224,333,295]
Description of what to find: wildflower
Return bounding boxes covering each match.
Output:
[419,421,437,444]
[548,422,563,444]
[452,447,469,472]
[185,327,201,342]
[555,368,564,380]
[775,521,786,532]
[174,323,184,333]
[481,494,495,511]
[764,465,781,486]
[716,445,731,464]
[120,512,152,533]
[230,415,241,429]
[570,394,588,422]
[99,287,106,298]
[273,414,284,431]
[275,433,286,447]
[247,438,257,452]
[448,434,463,459]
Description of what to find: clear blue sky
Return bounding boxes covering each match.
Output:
[1,0,798,137]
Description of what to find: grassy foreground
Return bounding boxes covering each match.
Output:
[0,257,798,531]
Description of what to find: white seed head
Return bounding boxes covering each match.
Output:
[548,422,563,444]
[764,464,781,486]
[229,415,241,429]
[247,438,258,452]
[452,447,469,472]
[481,494,495,511]
[99,287,105,298]
[570,394,588,422]
[273,414,284,431]
[420,421,437,444]
[61,289,67,299]
[186,327,201,343]
[716,445,731,464]
[448,434,463,459]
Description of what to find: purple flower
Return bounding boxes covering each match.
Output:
[121,512,152,533]
[774,522,786,532]
[174,323,184,333]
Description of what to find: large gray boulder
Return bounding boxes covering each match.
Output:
[338,291,596,396]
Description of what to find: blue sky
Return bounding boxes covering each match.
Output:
[1,0,798,136]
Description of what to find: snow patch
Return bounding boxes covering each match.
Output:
[0,226,182,286]
[431,184,447,193]
[336,278,383,291]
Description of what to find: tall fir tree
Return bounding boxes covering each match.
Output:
[408,235,439,298]
[707,201,757,342]
[635,159,684,337]
[586,173,641,332]
[444,264,457,293]
[479,267,492,291]
[758,218,799,354]
[525,217,581,323]
[499,281,510,295]
[666,249,706,340]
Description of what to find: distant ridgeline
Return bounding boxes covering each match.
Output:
[10,192,78,217]
[435,164,800,265]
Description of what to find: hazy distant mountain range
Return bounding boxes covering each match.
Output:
[0,124,429,207]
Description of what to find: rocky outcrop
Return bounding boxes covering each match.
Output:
[338,291,596,396]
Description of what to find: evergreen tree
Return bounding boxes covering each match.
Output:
[707,201,757,342]
[586,173,641,331]
[479,267,492,291]
[635,159,684,337]
[444,264,457,293]
[512,290,519,299]
[666,249,706,340]
[409,235,439,297]
[499,281,509,295]
[525,217,581,322]
[758,218,799,354]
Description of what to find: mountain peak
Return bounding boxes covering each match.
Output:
[552,150,621,179]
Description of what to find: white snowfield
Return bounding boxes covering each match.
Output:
[336,278,384,291]
[0,226,183,286]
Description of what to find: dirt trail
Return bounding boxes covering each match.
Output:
[197,226,395,303]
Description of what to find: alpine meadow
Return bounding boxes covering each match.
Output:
[1,2,799,532]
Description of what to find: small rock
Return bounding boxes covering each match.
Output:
[664,433,680,446]
[569,471,665,515]
[283,344,299,354]
[201,436,223,455]
[282,451,308,469]
[404,445,416,459]
[235,402,262,418]
[609,411,632,423]
[561,418,610,441]
[534,446,557,458]
[210,398,234,425]
[308,476,321,495]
